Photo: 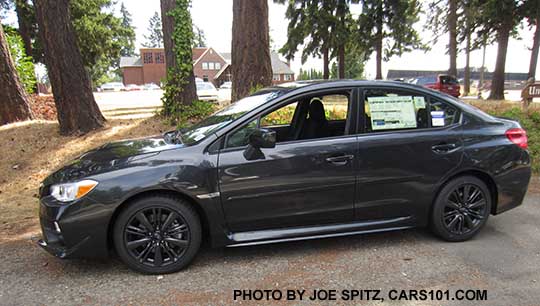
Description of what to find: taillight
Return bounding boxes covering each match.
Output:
[505,128,528,149]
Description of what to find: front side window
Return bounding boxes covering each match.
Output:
[363,88,459,132]
[224,91,351,149]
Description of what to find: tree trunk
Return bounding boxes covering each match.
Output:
[528,19,540,80]
[323,46,329,79]
[464,30,471,96]
[34,0,105,135]
[0,23,33,125]
[448,0,458,77]
[232,0,272,101]
[161,0,197,112]
[14,0,33,58]
[488,20,512,100]
[375,2,383,80]
[338,44,345,79]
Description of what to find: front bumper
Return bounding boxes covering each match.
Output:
[38,195,112,259]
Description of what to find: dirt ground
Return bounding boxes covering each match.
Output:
[0,117,169,240]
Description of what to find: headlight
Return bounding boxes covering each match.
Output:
[50,180,98,202]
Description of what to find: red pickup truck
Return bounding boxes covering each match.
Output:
[411,75,461,97]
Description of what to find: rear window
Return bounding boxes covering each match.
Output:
[414,76,437,86]
[440,76,459,85]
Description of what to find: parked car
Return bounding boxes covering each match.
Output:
[143,83,161,91]
[38,80,531,274]
[100,82,125,92]
[411,75,461,97]
[125,84,142,91]
[196,82,219,102]
[220,81,232,89]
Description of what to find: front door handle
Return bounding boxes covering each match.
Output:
[325,154,354,165]
[431,143,459,154]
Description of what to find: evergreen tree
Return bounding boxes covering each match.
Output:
[192,24,206,48]
[358,0,425,79]
[475,0,522,100]
[119,2,136,57]
[143,11,163,48]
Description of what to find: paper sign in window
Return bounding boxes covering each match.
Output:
[431,111,445,127]
[367,96,417,131]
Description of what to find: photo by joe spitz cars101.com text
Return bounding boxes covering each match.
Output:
[38,80,531,274]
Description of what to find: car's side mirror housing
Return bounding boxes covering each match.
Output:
[249,128,276,149]
[243,129,276,160]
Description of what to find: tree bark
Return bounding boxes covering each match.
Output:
[528,19,540,80]
[338,44,345,79]
[34,0,105,135]
[464,30,471,96]
[14,0,33,58]
[0,23,34,125]
[488,19,512,100]
[232,0,272,101]
[323,46,329,79]
[448,0,458,77]
[161,0,197,110]
[375,2,383,80]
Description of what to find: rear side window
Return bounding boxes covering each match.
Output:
[363,89,459,132]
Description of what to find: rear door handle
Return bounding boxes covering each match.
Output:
[431,143,459,154]
[325,154,354,165]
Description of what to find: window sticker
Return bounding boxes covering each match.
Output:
[367,96,417,131]
[414,96,426,109]
[431,111,445,127]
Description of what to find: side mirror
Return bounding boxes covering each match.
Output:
[243,128,276,160]
[248,128,276,149]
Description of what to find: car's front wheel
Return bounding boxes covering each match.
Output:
[431,176,491,242]
[113,195,201,274]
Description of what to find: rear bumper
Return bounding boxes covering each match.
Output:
[493,164,532,214]
[38,196,111,259]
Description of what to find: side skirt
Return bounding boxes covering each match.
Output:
[226,216,414,248]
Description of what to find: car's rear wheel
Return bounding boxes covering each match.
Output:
[113,195,201,274]
[431,176,491,242]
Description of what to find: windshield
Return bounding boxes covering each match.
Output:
[179,91,280,145]
[196,83,215,91]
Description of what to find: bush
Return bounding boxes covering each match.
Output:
[4,28,36,93]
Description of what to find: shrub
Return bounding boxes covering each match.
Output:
[4,28,36,93]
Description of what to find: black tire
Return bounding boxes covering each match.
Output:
[113,195,201,274]
[431,176,491,242]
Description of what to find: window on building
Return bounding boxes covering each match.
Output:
[273,74,280,81]
[215,62,221,70]
[155,52,165,64]
[208,62,215,70]
[203,75,209,82]
[143,52,153,64]
[284,74,292,81]
[202,62,208,70]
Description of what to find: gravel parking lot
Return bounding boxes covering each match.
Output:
[0,192,539,306]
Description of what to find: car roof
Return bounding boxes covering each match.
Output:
[261,79,440,96]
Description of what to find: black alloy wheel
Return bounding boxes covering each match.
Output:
[124,207,190,267]
[114,195,201,274]
[431,176,491,242]
[442,184,487,235]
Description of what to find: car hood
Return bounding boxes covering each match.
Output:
[43,136,183,185]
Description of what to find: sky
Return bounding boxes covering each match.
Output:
[3,0,539,79]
